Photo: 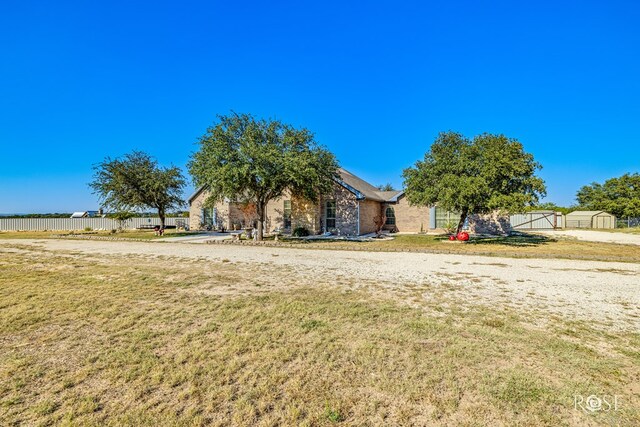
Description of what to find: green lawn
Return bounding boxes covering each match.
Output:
[0,244,638,425]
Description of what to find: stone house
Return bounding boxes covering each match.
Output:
[189,169,433,235]
[188,168,510,235]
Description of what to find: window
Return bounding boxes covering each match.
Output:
[283,200,292,228]
[434,207,467,229]
[202,207,214,227]
[385,207,396,225]
[325,200,336,229]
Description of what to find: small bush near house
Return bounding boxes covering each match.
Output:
[443,220,458,235]
[292,227,309,237]
[84,227,93,232]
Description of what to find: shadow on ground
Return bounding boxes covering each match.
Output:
[439,232,555,247]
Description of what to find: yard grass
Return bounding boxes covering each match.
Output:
[286,233,640,263]
[0,244,638,425]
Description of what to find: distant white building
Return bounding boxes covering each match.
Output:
[70,210,103,218]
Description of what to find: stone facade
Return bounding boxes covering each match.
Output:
[190,167,516,236]
[320,184,358,235]
[467,212,512,235]
[190,188,326,234]
[392,194,430,233]
[190,186,435,235]
[188,189,244,231]
[190,185,510,236]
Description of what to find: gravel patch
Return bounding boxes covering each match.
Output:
[3,238,639,331]
[536,229,640,246]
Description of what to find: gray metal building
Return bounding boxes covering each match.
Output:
[565,211,616,229]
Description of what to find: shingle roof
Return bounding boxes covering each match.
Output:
[336,169,403,202]
[377,190,403,201]
[337,168,385,201]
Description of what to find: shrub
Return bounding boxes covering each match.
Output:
[292,227,309,237]
[84,227,93,232]
[443,220,458,235]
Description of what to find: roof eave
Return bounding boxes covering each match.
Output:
[334,178,366,200]
[386,190,405,203]
[187,186,207,203]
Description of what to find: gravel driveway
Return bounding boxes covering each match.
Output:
[536,229,640,246]
[4,238,639,331]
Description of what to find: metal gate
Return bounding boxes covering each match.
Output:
[509,211,562,230]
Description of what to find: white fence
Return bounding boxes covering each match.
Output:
[509,211,564,230]
[0,217,183,231]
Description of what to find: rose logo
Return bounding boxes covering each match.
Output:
[586,395,602,412]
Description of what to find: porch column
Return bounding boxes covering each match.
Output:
[356,201,360,235]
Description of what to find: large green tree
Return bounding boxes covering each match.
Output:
[188,113,339,240]
[90,151,186,228]
[403,131,546,234]
[576,173,640,218]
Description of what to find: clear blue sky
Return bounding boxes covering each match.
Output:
[1,1,638,213]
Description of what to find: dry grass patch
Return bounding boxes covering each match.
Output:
[594,228,640,235]
[0,245,638,426]
[0,230,194,240]
[292,233,640,263]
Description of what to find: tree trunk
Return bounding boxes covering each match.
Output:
[256,200,264,241]
[456,209,468,235]
[159,210,166,229]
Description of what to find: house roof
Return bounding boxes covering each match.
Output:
[337,168,384,201]
[188,168,403,204]
[378,190,404,202]
[336,169,403,202]
[187,186,207,203]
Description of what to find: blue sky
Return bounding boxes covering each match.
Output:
[1,1,638,213]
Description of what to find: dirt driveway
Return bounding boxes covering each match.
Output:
[536,229,640,246]
[3,238,639,331]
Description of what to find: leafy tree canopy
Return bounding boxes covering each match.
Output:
[90,151,186,228]
[188,113,339,240]
[529,202,573,215]
[377,183,395,191]
[403,131,546,233]
[576,173,640,217]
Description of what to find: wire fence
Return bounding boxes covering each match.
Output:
[616,217,640,228]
